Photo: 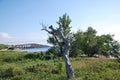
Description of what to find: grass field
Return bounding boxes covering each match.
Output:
[0,51,120,80]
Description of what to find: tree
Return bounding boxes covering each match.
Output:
[71,27,120,57]
[42,25,74,78]
[104,34,120,56]
[71,27,97,57]
[70,30,85,57]
[0,44,8,50]
[47,13,72,56]
[84,27,97,56]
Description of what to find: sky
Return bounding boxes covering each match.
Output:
[0,0,120,45]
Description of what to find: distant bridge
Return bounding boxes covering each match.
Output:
[12,43,48,49]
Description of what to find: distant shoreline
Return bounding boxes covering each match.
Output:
[10,43,51,49]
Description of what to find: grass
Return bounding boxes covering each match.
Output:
[0,51,120,80]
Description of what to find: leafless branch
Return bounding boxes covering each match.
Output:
[40,23,53,34]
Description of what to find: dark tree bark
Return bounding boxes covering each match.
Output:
[42,25,74,78]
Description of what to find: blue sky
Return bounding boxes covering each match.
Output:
[0,0,120,45]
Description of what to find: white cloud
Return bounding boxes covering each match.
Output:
[0,31,50,45]
[0,32,11,39]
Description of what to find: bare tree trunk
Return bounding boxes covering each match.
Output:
[58,31,74,78]
[63,40,74,78]
[42,25,74,78]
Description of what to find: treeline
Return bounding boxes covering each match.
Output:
[0,44,8,50]
[70,27,120,57]
[47,13,120,57]
[0,44,15,50]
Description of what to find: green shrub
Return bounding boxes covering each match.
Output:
[52,60,65,75]
[0,44,8,50]
[13,67,25,76]
[0,67,14,78]
[0,51,120,80]
[24,53,36,60]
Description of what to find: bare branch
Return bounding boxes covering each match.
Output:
[40,23,53,34]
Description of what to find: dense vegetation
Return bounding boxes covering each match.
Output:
[47,14,120,57]
[70,27,120,57]
[0,44,8,50]
[0,51,120,80]
[0,44,15,50]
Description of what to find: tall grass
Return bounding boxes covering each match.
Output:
[0,51,120,80]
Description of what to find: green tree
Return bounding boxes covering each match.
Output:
[84,27,97,56]
[110,40,120,55]
[47,13,72,57]
[95,34,115,56]
[70,30,85,57]
[103,34,120,56]
[71,27,97,57]
[0,44,8,50]
[71,27,120,57]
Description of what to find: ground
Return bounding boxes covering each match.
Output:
[0,51,120,80]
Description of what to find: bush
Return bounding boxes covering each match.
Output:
[0,51,120,80]
[13,67,25,76]
[0,67,25,78]
[23,52,56,60]
[46,46,61,57]
[52,62,64,74]
[0,44,8,50]
[24,53,36,60]
[0,67,14,78]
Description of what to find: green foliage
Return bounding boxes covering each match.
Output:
[47,13,72,57]
[0,44,8,50]
[46,46,62,57]
[52,60,64,74]
[71,27,120,57]
[56,13,71,38]
[72,58,120,80]
[48,13,72,45]
[0,51,120,80]
[70,30,85,57]
[1,51,57,63]
[46,14,120,57]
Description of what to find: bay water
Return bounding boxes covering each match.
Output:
[18,47,50,52]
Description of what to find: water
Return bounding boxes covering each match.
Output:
[18,47,50,52]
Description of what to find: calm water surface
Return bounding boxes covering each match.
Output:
[18,47,50,52]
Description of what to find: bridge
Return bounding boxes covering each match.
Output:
[12,43,48,49]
